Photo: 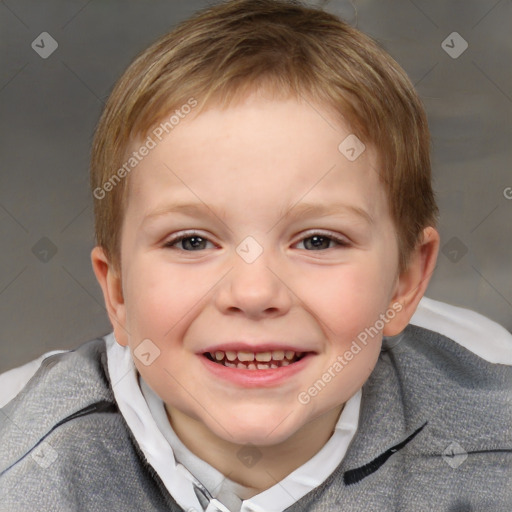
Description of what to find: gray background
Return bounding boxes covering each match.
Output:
[1,0,511,373]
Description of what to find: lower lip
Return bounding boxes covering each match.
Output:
[199,354,314,388]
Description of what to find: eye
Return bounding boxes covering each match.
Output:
[294,231,350,251]
[163,231,216,251]
[163,230,349,252]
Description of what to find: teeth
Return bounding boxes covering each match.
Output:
[207,349,304,368]
[255,352,272,362]
[272,350,284,361]
[238,351,255,362]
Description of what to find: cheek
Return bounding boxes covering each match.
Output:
[294,259,390,336]
[124,257,225,342]
[331,342,381,401]
[124,259,197,335]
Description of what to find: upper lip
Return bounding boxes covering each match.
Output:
[199,342,315,354]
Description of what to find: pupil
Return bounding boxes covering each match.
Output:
[306,235,329,250]
[184,236,205,250]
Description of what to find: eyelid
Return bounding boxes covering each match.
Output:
[163,230,217,249]
[293,229,350,247]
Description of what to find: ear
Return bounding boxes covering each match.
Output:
[383,226,440,336]
[91,246,129,347]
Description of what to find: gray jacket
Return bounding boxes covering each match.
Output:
[1,324,511,511]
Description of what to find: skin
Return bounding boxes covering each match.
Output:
[92,89,439,494]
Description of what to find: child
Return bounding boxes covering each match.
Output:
[1,0,511,510]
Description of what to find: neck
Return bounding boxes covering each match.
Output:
[165,404,344,496]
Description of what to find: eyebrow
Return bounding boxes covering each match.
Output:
[145,202,223,220]
[142,202,229,229]
[143,200,374,226]
[279,202,374,226]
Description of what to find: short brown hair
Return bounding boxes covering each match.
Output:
[90,0,438,274]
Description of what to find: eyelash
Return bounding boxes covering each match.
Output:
[163,230,350,251]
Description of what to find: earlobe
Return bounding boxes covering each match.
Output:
[383,227,440,337]
[90,246,129,346]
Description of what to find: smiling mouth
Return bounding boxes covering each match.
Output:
[204,350,307,370]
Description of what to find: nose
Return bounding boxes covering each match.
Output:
[214,247,293,320]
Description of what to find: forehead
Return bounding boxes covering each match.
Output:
[124,93,387,224]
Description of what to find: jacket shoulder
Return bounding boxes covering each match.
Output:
[289,314,512,511]
[0,337,180,511]
[410,296,512,364]
[0,338,113,473]
[381,320,512,451]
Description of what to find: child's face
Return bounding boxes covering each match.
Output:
[112,91,403,445]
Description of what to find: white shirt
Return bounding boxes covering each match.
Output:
[140,360,360,511]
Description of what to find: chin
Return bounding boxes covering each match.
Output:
[206,408,304,447]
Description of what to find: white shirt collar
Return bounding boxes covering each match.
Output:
[106,332,361,512]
